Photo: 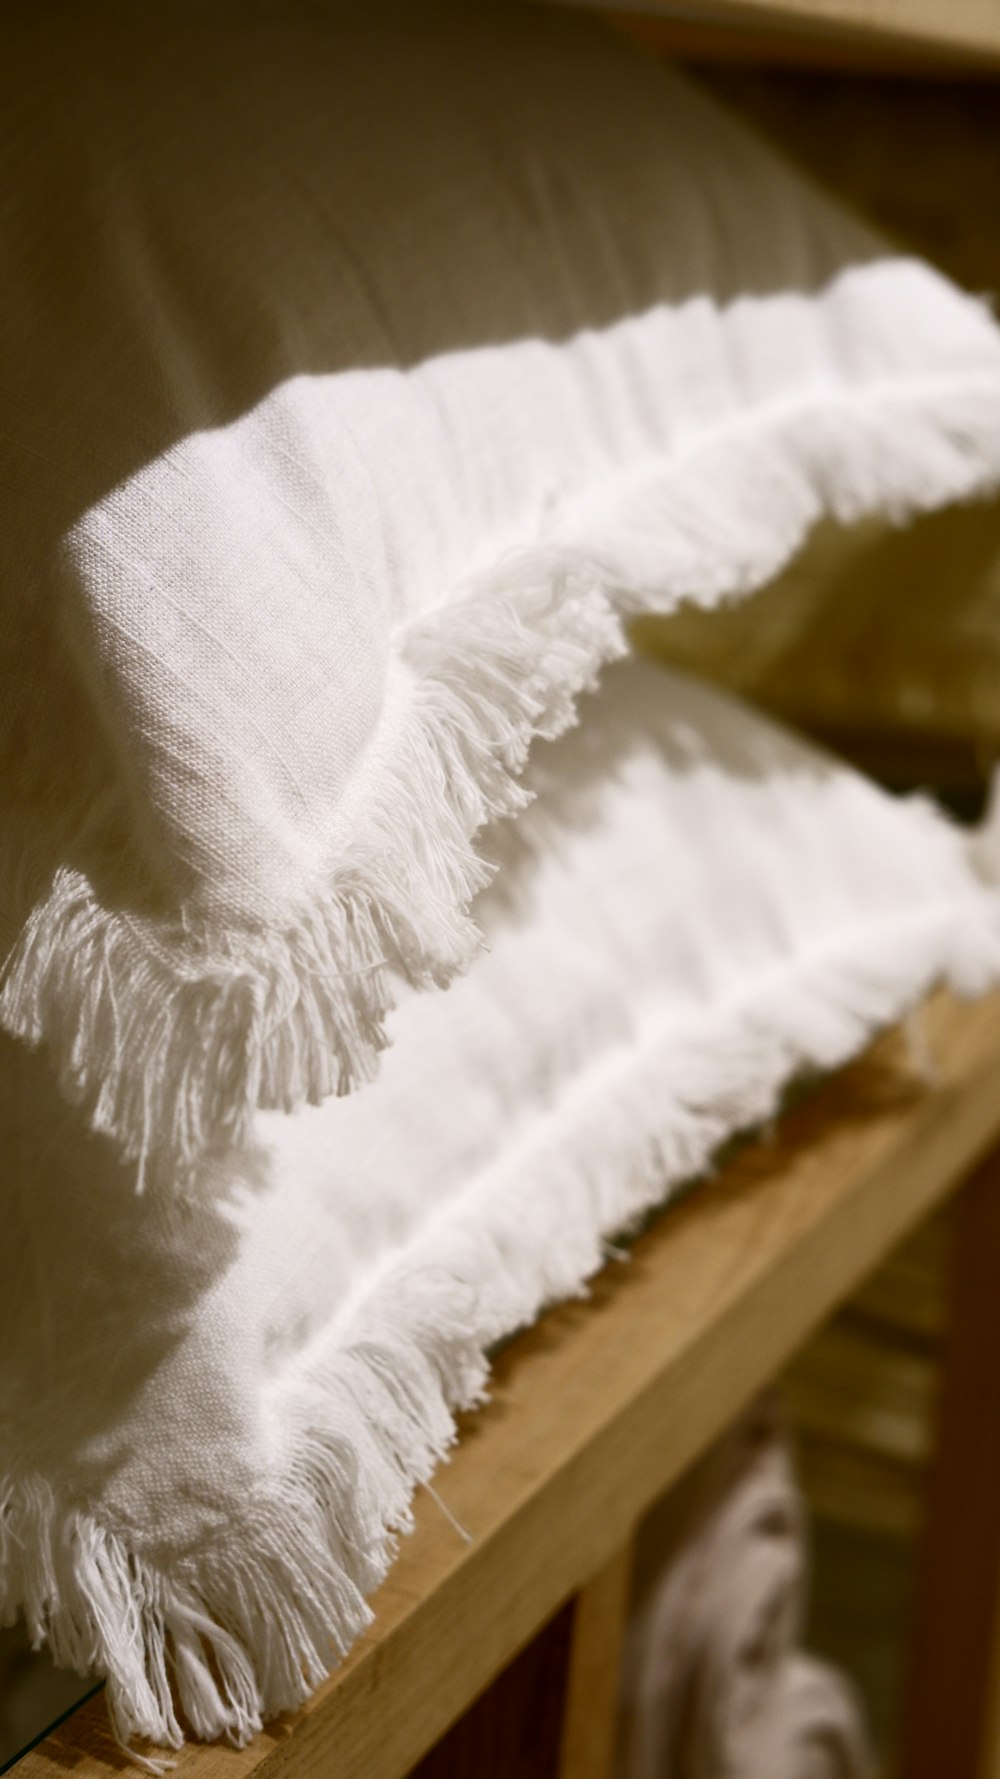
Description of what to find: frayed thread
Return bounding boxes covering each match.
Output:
[4,372,1000,1183]
[3,892,999,1756]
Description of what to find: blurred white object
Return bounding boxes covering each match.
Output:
[620,1401,874,1779]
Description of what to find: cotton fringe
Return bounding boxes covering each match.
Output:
[4,373,1000,1182]
[3,896,999,1754]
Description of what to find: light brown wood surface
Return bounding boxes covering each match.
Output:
[592,0,1000,69]
[17,991,1000,1779]
[557,1544,635,1779]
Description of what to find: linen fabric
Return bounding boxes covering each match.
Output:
[3,660,1000,1750]
[5,1,1000,1182]
[618,1399,875,1779]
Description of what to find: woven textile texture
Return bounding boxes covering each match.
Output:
[4,660,1000,1749]
[4,2,1000,1181]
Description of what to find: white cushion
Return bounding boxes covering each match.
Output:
[2,659,997,1747]
[3,2,1000,1180]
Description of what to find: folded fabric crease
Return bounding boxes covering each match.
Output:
[4,362,1000,1184]
[7,5,1000,1754]
[4,871,1000,1747]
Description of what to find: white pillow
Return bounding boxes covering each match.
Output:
[2,659,997,1749]
[4,0,1000,1184]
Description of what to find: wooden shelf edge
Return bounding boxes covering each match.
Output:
[18,990,1000,1779]
[585,1,1000,71]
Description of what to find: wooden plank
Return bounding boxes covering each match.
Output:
[18,991,1000,1779]
[558,1545,635,1779]
[589,0,1000,70]
[898,1146,1000,1779]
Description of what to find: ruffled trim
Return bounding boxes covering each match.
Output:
[4,367,1000,1182]
[4,891,999,1754]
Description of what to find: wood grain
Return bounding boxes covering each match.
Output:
[557,1544,635,1779]
[17,991,1000,1779]
[591,0,1000,70]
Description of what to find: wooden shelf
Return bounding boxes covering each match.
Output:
[583,1,1000,70]
[17,989,1000,1779]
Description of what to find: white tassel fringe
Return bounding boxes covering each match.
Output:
[3,895,999,1753]
[3,374,1000,1181]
